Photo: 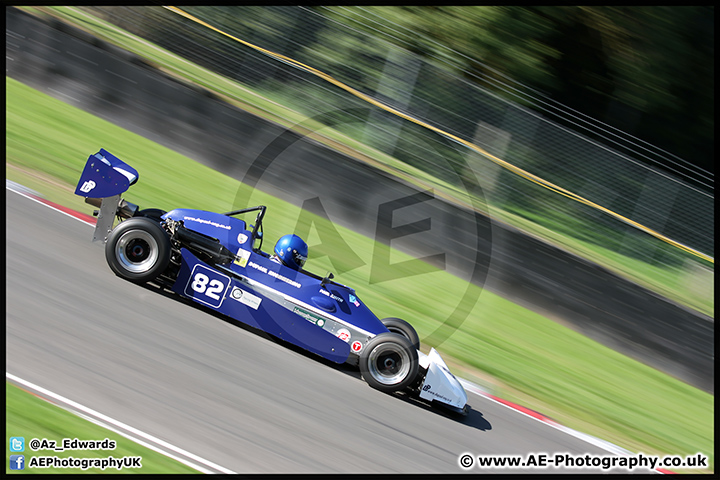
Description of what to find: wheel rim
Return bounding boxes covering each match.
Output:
[115,230,159,274]
[367,343,411,386]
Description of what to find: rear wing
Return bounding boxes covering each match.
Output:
[75,149,140,242]
[75,148,138,198]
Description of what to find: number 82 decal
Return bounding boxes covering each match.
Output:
[184,265,230,308]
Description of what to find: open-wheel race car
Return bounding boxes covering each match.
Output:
[75,149,468,414]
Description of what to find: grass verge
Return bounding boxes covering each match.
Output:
[6,382,199,474]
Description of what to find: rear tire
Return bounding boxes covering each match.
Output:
[105,217,171,284]
[360,333,419,393]
[136,208,167,223]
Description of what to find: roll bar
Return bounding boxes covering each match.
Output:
[223,205,267,251]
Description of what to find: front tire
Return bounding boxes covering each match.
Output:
[360,333,419,393]
[105,217,171,284]
[381,317,420,350]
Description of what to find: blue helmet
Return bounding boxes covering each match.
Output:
[274,234,308,270]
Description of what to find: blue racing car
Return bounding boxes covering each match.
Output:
[75,149,468,414]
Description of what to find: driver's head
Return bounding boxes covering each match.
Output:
[274,234,308,270]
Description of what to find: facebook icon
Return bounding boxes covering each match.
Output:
[10,455,25,470]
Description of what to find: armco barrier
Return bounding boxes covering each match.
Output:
[5,7,712,393]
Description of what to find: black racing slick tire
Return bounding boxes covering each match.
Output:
[136,208,167,223]
[359,333,419,393]
[105,217,171,284]
[381,317,420,351]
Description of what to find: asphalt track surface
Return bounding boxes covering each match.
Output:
[6,190,657,474]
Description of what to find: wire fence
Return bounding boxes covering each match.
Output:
[78,6,714,311]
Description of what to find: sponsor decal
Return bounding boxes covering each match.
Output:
[351,341,363,353]
[248,261,267,273]
[79,180,96,193]
[230,287,262,310]
[421,383,455,404]
[293,306,326,327]
[183,216,232,230]
[349,294,360,307]
[267,269,302,288]
[319,288,344,303]
[185,265,230,309]
[247,261,301,288]
[336,328,351,342]
[234,248,250,268]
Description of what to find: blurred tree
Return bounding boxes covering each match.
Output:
[540,6,714,178]
[610,6,714,177]
[102,5,712,179]
[321,6,714,179]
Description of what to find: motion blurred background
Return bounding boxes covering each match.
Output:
[7,3,713,383]
[5,6,714,470]
[76,5,714,307]
[7,3,714,385]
